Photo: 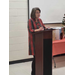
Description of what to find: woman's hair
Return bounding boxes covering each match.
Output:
[31,7,41,21]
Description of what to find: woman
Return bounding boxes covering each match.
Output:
[28,7,48,75]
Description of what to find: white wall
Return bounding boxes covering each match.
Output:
[29,0,65,23]
[9,0,33,61]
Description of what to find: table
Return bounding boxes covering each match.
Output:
[52,38,65,56]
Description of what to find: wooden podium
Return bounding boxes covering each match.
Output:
[32,29,53,75]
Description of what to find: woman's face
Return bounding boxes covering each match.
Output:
[35,10,40,19]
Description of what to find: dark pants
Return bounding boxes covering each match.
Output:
[31,55,35,75]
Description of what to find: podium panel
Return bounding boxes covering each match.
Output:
[33,29,53,75]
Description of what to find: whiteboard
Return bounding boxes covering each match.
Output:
[29,0,65,23]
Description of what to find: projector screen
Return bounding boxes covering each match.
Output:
[28,0,65,23]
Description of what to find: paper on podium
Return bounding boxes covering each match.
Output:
[50,27,63,29]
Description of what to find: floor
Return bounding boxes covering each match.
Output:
[9,55,65,75]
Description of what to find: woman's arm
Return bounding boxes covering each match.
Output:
[28,19,44,33]
[40,19,51,29]
[40,19,48,29]
[34,29,40,32]
[34,27,44,32]
[28,19,34,33]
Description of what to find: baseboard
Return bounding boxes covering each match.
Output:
[9,58,33,65]
[53,53,65,57]
[9,53,65,65]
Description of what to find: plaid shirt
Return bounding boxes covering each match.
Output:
[28,18,46,55]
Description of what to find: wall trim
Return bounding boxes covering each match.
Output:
[9,54,65,65]
[44,23,62,25]
[53,53,65,57]
[9,58,33,65]
[28,0,29,20]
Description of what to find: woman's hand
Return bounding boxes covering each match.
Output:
[34,27,44,32]
[39,27,44,31]
[46,26,50,29]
